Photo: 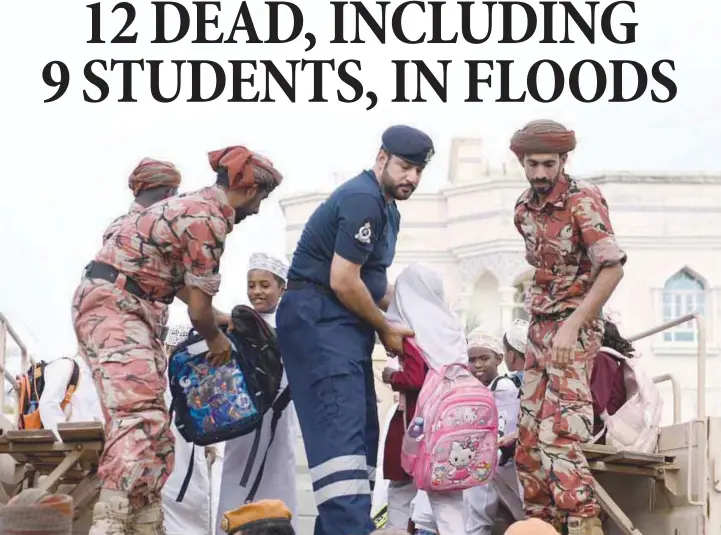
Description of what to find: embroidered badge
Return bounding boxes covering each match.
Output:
[424,148,435,164]
[355,221,372,244]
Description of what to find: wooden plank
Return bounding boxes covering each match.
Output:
[31,467,88,479]
[600,451,668,467]
[5,430,56,444]
[0,441,103,454]
[588,461,678,478]
[37,450,83,492]
[580,443,618,460]
[57,422,104,443]
[581,443,675,467]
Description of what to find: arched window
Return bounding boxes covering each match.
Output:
[662,269,706,343]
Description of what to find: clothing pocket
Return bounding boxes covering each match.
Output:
[552,389,594,443]
[309,361,365,433]
[312,372,343,428]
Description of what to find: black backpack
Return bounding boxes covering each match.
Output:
[168,305,290,503]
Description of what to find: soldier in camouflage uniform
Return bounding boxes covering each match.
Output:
[72,146,283,535]
[101,158,183,338]
[510,120,627,535]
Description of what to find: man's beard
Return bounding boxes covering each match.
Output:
[529,169,561,195]
[381,169,416,201]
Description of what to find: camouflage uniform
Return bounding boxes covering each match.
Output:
[101,201,170,334]
[72,186,235,533]
[513,174,626,526]
[102,201,145,245]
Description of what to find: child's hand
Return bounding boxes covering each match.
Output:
[381,367,395,384]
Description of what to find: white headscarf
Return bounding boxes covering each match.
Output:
[248,252,289,282]
[467,328,504,356]
[386,263,468,371]
[165,324,192,347]
[505,319,529,354]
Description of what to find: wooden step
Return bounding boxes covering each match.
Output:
[581,443,675,466]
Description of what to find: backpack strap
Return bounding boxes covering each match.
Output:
[60,359,80,411]
[31,362,45,406]
[231,305,279,352]
[243,387,292,503]
[175,444,196,503]
[17,370,32,429]
[490,374,521,392]
[592,410,611,443]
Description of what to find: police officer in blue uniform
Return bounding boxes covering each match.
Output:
[276,125,435,535]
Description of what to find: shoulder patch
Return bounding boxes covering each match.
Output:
[354,219,373,244]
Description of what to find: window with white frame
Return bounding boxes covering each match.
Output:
[662,269,706,343]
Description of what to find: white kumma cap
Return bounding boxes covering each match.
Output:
[165,324,192,346]
[248,252,289,282]
[505,319,529,354]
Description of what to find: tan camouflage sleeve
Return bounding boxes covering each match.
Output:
[181,215,227,296]
[574,186,627,272]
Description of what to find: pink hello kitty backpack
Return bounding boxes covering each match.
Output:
[400,338,499,492]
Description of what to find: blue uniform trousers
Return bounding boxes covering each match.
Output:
[277,287,379,535]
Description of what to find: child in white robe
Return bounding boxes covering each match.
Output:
[214,253,298,534]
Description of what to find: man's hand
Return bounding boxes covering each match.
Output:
[381,367,395,384]
[379,322,414,356]
[205,446,217,465]
[498,431,517,448]
[551,320,581,367]
[207,331,232,367]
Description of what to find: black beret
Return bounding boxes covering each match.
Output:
[381,125,435,167]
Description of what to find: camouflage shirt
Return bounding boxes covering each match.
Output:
[514,174,626,316]
[96,186,235,302]
[102,201,144,245]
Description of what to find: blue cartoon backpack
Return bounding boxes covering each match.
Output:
[167,304,290,502]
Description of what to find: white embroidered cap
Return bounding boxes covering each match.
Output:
[505,319,529,354]
[165,324,192,347]
[248,252,289,282]
[467,328,504,356]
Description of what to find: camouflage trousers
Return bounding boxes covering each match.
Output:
[72,276,174,506]
[515,317,604,523]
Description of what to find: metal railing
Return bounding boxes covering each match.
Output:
[626,312,707,509]
[0,313,36,423]
[627,313,706,422]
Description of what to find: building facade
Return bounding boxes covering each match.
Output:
[280,138,721,429]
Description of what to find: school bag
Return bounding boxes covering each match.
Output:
[17,358,80,430]
[489,374,522,439]
[400,338,499,492]
[592,347,663,454]
[168,304,291,502]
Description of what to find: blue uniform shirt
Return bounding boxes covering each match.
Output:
[288,170,399,302]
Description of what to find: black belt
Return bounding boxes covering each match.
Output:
[532,309,575,322]
[83,261,171,304]
[286,279,332,295]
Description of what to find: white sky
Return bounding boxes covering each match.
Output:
[1,0,719,359]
